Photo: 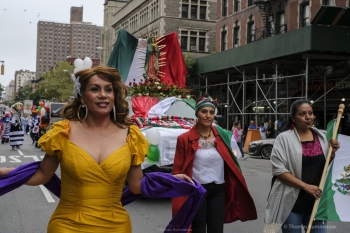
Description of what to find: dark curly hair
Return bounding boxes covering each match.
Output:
[61,66,132,128]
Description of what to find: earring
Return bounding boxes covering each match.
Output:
[113,105,116,121]
[77,104,88,121]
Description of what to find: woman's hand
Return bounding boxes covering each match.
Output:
[173,174,195,185]
[0,167,15,176]
[303,184,323,199]
[329,138,340,153]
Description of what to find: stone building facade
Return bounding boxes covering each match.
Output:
[4,80,15,102]
[14,70,36,93]
[101,0,217,65]
[36,6,102,80]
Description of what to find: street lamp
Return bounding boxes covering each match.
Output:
[0,60,4,75]
[96,47,103,65]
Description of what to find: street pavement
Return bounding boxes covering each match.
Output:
[0,135,348,233]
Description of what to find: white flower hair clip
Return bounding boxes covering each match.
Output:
[71,74,81,99]
[71,57,93,99]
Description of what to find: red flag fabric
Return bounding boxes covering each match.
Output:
[131,96,159,118]
[158,33,188,87]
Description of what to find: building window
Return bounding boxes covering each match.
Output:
[150,1,159,21]
[233,25,240,47]
[221,26,227,51]
[234,0,241,12]
[222,0,227,17]
[200,6,206,20]
[182,4,189,18]
[300,2,310,27]
[199,37,206,51]
[181,31,188,50]
[275,11,286,34]
[248,0,253,7]
[322,0,334,5]
[268,15,275,36]
[190,35,197,50]
[191,5,198,19]
[247,18,255,43]
[179,30,207,52]
[181,0,207,20]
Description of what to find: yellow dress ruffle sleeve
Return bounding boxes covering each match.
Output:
[38,120,70,160]
[127,124,150,166]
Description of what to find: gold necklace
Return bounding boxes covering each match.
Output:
[199,129,212,140]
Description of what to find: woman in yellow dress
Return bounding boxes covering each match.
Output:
[0,66,192,232]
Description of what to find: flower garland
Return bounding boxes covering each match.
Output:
[128,79,194,99]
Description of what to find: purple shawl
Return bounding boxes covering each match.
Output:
[0,162,206,233]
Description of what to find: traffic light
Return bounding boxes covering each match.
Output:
[0,63,4,75]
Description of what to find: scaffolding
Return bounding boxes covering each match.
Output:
[198,57,350,131]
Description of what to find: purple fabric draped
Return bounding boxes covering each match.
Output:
[0,161,61,197]
[0,162,206,233]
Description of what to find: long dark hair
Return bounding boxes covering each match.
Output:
[287,99,312,129]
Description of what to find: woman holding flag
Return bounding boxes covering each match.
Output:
[264,99,340,233]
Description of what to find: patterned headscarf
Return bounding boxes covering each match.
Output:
[195,97,218,116]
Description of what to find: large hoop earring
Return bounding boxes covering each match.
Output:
[77,104,88,121]
[113,105,116,121]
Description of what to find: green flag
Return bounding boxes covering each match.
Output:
[315,120,350,222]
[326,119,337,141]
[107,29,139,82]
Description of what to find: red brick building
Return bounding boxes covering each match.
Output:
[216,0,349,52]
[194,1,350,134]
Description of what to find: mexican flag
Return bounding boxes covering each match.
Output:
[107,29,187,87]
[315,119,350,221]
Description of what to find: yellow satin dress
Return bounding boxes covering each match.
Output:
[38,120,149,233]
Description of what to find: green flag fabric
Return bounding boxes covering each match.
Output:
[315,120,350,222]
[107,29,139,82]
[326,119,338,141]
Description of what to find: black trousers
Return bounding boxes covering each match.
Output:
[192,182,225,233]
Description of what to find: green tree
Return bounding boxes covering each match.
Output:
[38,61,74,102]
[29,89,43,106]
[15,84,32,102]
[2,100,12,106]
[0,84,4,99]
[184,52,196,75]
[184,53,201,98]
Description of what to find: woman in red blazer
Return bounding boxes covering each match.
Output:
[172,95,257,233]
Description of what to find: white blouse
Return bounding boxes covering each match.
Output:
[192,138,225,185]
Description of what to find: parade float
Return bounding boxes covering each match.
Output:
[107,29,196,171]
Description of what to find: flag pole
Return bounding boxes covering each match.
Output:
[306,103,345,233]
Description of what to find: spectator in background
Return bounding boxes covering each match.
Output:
[264,119,269,130]
[266,120,274,138]
[233,122,244,157]
[248,120,256,130]
[30,110,40,147]
[259,123,266,139]
[242,124,248,147]
[21,114,28,135]
[231,121,237,132]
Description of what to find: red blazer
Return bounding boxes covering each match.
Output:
[172,124,257,223]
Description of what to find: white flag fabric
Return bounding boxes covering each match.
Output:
[315,130,350,222]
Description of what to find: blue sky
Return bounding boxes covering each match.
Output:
[0,0,104,87]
